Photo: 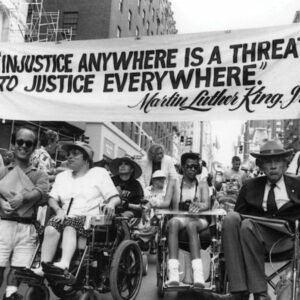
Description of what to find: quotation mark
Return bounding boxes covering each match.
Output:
[259,62,267,70]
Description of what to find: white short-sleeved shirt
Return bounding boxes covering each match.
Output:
[49,167,118,217]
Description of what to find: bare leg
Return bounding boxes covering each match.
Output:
[54,226,77,270]
[32,225,61,276]
[186,219,208,260]
[41,226,61,262]
[168,218,182,259]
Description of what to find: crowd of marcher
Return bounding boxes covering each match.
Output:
[0,126,299,300]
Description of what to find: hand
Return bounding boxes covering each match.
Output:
[52,209,66,223]
[0,199,14,214]
[102,203,115,219]
[188,202,202,213]
[8,193,24,210]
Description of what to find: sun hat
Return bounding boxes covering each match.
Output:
[152,170,166,179]
[110,157,142,179]
[61,141,94,160]
[250,140,293,158]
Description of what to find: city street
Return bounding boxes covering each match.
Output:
[0,253,280,300]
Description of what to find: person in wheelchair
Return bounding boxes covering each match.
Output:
[110,156,144,218]
[222,140,300,300]
[30,141,121,277]
[167,152,210,287]
[144,170,168,208]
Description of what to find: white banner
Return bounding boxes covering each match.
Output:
[0,24,300,121]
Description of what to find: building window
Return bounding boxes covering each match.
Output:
[119,0,123,12]
[128,10,132,30]
[142,9,146,25]
[151,30,154,35]
[62,12,79,37]
[136,26,139,37]
[117,26,121,38]
[137,0,141,14]
[152,8,155,21]
[146,21,150,35]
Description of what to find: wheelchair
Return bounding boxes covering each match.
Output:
[155,208,228,298]
[240,215,300,300]
[16,214,143,300]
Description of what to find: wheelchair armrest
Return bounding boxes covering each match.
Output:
[241,215,293,236]
[84,215,113,229]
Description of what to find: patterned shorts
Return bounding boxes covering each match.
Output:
[47,216,90,237]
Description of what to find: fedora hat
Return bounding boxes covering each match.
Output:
[110,157,142,179]
[250,140,293,158]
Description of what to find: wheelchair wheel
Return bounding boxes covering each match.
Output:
[156,258,165,298]
[142,253,148,276]
[110,240,143,300]
[156,231,165,297]
[79,290,101,300]
[24,285,50,300]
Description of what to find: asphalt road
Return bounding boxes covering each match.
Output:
[0,253,281,300]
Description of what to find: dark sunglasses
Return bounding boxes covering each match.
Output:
[16,139,34,148]
[185,164,199,170]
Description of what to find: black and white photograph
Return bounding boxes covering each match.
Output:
[0,1,300,300]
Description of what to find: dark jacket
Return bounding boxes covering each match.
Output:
[234,174,300,222]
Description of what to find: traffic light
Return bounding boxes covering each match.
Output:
[239,145,243,154]
[185,137,193,146]
[180,136,184,143]
[81,134,90,143]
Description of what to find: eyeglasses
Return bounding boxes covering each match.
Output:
[16,139,34,148]
[185,164,199,170]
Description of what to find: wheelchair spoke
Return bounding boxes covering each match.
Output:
[110,240,143,300]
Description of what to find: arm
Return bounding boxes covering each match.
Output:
[9,170,50,210]
[162,178,179,209]
[234,184,248,213]
[196,181,210,211]
[47,196,66,222]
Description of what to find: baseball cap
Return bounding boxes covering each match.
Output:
[152,170,166,179]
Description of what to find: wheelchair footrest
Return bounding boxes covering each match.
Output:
[44,272,76,285]
[15,268,44,286]
[42,262,76,285]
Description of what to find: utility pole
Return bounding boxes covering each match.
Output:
[199,121,203,158]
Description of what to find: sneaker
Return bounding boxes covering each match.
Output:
[166,259,180,286]
[3,293,23,300]
[191,259,205,288]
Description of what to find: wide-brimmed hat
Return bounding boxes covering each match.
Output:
[152,170,166,179]
[62,141,94,160]
[250,140,293,158]
[110,157,142,179]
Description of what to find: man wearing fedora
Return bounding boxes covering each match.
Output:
[110,157,144,218]
[222,140,300,300]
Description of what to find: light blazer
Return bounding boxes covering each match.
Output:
[235,174,300,222]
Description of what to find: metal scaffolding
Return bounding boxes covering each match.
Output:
[0,0,72,42]
[25,0,72,42]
